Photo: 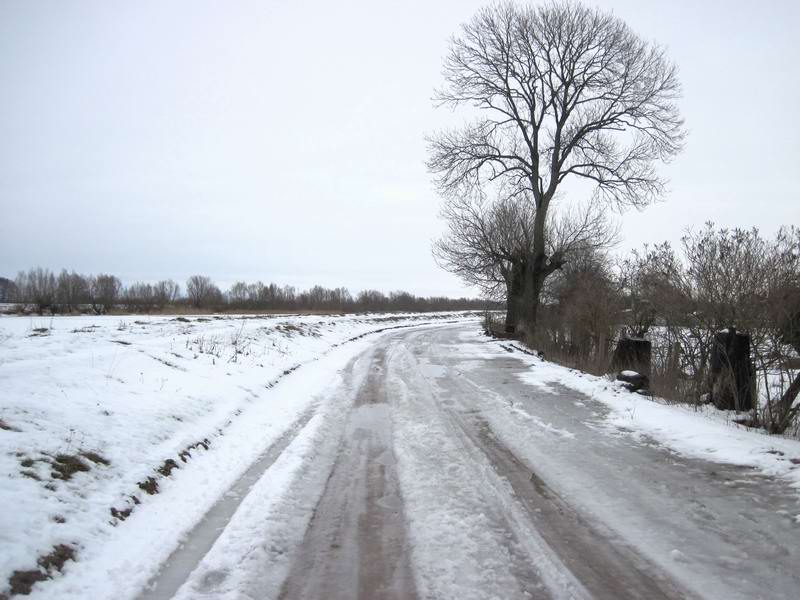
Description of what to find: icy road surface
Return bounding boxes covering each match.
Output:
[141,324,799,600]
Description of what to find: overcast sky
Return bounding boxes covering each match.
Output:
[1,0,797,297]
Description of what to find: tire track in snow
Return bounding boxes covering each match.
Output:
[388,337,577,599]
[137,402,321,600]
[445,408,693,600]
[394,326,693,599]
[138,325,451,600]
[278,344,417,600]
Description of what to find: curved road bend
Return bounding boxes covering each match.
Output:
[145,324,800,600]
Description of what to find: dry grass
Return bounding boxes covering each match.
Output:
[80,451,110,466]
[50,454,90,481]
[137,476,159,495]
[157,459,179,477]
[0,418,20,432]
[7,544,75,596]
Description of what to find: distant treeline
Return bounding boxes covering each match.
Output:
[0,268,489,314]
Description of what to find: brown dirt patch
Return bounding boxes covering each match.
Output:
[178,438,210,462]
[80,451,110,466]
[110,506,132,521]
[38,544,75,572]
[8,570,48,596]
[157,459,179,477]
[138,477,159,495]
[8,544,75,595]
[50,454,90,481]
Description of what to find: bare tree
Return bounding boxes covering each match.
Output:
[773,292,800,432]
[356,290,389,312]
[755,227,800,432]
[88,274,122,314]
[434,191,529,330]
[124,282,156,312]
[153,279,180,309]
[389,290,417,312]
[56,270,89,313]
[0,277,17,304]
[243,282,261,307]
[186,275,222,309]
[617,242,685,338]
[428,1,684,337]
[435,189,617,332]
[15,268,57,314]
[227,281,250,309]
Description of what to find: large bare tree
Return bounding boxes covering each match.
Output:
[428,1,684,337]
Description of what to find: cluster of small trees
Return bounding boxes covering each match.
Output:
[223,283,445,313]
[4,268,487,315]
[8,269,129,315]
[534,224,800,433]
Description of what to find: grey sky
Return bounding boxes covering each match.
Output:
[1,0,797,297]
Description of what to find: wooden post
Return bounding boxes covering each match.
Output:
[709,328,754,411]
[611,338,652,376]
[611,337,652,390]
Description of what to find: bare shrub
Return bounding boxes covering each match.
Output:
[0,276,16,303]
[186,275,223,309]
[88,274,122,314]
[56,270,89,313]
[534,249,620,374]
[153,279,180,309]
[124,282,155,313]
[227,281,249,309]
[621,225,800,433]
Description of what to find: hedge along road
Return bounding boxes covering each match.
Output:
[143,324,800,600]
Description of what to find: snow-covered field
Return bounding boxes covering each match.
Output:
[4,315,800,599]
[0,311,477,598]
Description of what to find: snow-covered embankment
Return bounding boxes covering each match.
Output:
[0,311,476,598]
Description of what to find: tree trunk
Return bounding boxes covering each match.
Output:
[504,262,525,333]
[519,256,548,341]
[518,191,550,341]
[667,342,681,375]
[771,372,800,433]
[770,309,800,432]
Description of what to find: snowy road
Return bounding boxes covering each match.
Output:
[144,324,800,600]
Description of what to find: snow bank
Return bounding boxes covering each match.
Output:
[496,336,800,509]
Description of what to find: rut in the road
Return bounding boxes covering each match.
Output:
[448,407,692,600]
[279,347,417,600]
[138,403,321,600]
